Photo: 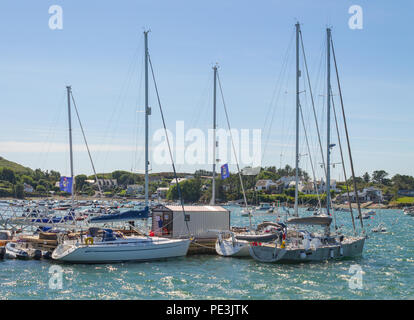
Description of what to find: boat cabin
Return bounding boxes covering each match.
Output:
[151,205,230,239]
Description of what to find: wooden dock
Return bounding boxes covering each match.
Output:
[188,238,217,255]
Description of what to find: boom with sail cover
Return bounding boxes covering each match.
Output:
[89,207,149,223]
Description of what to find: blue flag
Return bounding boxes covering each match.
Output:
[221,164,230,180]
[59,176,73,193]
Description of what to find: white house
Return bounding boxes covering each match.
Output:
[156,187,170,199]
[336,187,383,203]
[23,183,34,193]
[170,178,187,186]
[316,179,339,193]
[287,180,305,192]
[126,184,144,195]
[277,176,296,188]
[96,179,118,189]
[255,180,278,191]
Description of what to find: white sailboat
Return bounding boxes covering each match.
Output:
[212,67,279,257]
[52,230,190,263]
[249,24,366,263]
[52,31,191,263]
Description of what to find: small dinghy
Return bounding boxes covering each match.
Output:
[241,207,254,217]
[5,242,42,260]
[372,223,387,233]
[215,222,284,257]
[215,231,250,257]
[6,242,29,259]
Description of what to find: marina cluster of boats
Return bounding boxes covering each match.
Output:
[1,23,400,266]
[0,197,193,263]
[0,196,393,264]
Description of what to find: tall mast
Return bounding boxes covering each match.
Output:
[144,31,150,210]
[211,64,218,205]
[326,28,332,216]
[66,86,74,206]
[294,22,300,217]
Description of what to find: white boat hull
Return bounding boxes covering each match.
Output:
[52,236,191,263]
[215,239,250,257]
[249,237,365,263]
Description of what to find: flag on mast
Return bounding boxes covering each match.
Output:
[59,176,73,194]
[221,164,230,180]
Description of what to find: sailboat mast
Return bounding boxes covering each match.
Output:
[66,86,74,205]
[144,31,150,210]
[326,28,332,216]
[211,64,218,205]
[294,22,300,217]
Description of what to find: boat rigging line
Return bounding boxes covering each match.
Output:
[298,102,323,213]
[216,70,251,228]
[70,91,103,195]
[299,28,327,180]
[331,35,364,234]
[331,88,356,235]
[147,54,191,237]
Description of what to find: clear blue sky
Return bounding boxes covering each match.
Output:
[0,0,413,180]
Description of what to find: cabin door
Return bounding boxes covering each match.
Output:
[162,212,173,237]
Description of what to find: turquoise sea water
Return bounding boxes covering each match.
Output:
[1,206,413,299]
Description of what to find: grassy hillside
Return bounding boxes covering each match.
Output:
[0,156,32,173]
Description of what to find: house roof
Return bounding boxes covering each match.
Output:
[170,178,187,184]
[255,179,276,187]
[255,180,270,187]
[163,205,229,212]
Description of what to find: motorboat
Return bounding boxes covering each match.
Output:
[255,203,272,211]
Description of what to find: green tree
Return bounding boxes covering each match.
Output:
[391,174,414,190]
[284,187,296,198]
[33,168,45,180]
[75,174,88,191]
[36,185,46,193]
[119,173,133,186]
[14,184,24,199]
[21,175,34,185]
[167,179,201,202]
[363,172,370,183]
[1,168,16,183]
[372,170,389,185]
[49,170,60,182]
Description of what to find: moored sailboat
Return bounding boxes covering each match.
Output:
[52,31,191,263]
[249,23,366,263]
